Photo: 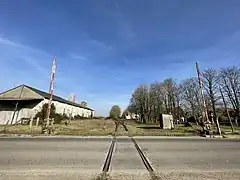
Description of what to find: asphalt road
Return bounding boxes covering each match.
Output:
[0,137,240,180]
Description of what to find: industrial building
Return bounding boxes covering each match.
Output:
[0,84,94,125]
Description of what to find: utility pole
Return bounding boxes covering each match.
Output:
[46,56,56,122]
[43,56,56,133]
[196,62,209,124]
[196,62,213,136]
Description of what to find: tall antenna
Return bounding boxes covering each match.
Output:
[196,62,209,123]
[46,56,56,122]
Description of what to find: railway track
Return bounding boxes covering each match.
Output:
[98,121,159,180]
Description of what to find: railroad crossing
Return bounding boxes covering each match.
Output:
[1,124,240,180]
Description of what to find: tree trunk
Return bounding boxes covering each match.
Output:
[220,87,234,132]
[216,116,222,136]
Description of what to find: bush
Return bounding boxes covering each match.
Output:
[35,103,65,124]
[63,113,69,119]
[110,105,121,120]
[54,113,65,124]
[187,116,196,123]
[74,115,84,120]
[35,103,56,120]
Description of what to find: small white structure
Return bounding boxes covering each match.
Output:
[0,84,94,124]
[159,114,174,129]
[124,112,139,120]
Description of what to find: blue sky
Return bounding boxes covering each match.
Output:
[0,0,240,116]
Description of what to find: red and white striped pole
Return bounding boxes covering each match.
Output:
[46,56,56,124]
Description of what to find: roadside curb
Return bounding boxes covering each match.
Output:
[0,134,239,140]
[133,136,205,139]
[0,134,113,139]
[0,134,202,139]
[0,134,33,138]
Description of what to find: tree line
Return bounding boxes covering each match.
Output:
[127,66,240,127]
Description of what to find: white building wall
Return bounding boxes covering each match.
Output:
[0,110,13,124]
[0,98,94,124]
[0,100,42,125]
[38,99,93,118]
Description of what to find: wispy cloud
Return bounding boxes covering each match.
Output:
[70,53,89,61]
[0,36,52,77]
[0,36,21,47]
[0,37,55,92]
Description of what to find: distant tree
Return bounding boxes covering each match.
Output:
[126,64,239,130]
[110,105,121,119]
[148,82,165,123]
[162,78,179,120]
[129,84,149,123]
[180,78,201,124]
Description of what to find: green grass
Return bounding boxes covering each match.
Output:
[0,119,239,137]
[211,124,240,135]
[120,123,202,136]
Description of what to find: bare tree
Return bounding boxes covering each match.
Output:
[129,82,169,124]
[163,78,178,119]
[220,67,240,123]
[180,78,201,124]
[149,82,165,123]
[129,84,149,123]
[128,66,239,129]
[202,68,220,124]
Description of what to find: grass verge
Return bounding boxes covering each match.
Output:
[0,119,239,137]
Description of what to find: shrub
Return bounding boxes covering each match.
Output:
[35,103,56,120]
[54,113,65,124]
[110,105,121,120]
[35,103,65,124]
[74,115,84,120]
[63,113,69,119]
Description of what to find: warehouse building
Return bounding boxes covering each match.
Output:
[0,84,94,124]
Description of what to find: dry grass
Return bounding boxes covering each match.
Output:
[54,119,116,136]
[0,124,42,135]
[0,119,116,136]
[0,119,239,137]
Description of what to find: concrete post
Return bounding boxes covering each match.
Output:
[29,117,33,131]
[36,117,39,127]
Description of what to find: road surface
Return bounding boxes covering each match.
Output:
[0,137,240,180]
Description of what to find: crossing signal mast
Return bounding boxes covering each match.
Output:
[46,56,56,126]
